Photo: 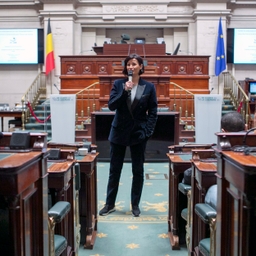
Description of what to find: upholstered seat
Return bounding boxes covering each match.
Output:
[8,118,22,129]
[195,184,217,256]
[48,201,71,256]
[178,182,192,248]
[179,183,191,222]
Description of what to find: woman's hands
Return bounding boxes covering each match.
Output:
[125,81,134,92]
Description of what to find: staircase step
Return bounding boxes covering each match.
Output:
[25,123,52,130]
[222,105,235,110]
[180,130,195,136]
[180,137,195,143]
[75,136,91,142]
[223,98,231,103]
[75,129,90,136]
[34,105,51,111]
[32,110,51,115]
[27,117,51,123]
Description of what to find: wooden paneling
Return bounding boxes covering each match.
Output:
[60,50,210,116]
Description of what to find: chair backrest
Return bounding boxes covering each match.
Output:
[204,184,218,210]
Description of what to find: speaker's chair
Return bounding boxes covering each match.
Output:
[194,184,217,256]
[48,201,71,256]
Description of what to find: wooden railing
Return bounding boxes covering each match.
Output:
[21,73,46,130]
[223,71,250,128]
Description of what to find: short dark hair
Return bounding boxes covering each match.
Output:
[221,111,245,132]
[122,53,144,76]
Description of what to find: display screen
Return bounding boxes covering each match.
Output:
[0,28,44,64]
[249,82,256,94]
[134,38,145,44]
[227,28,256,64]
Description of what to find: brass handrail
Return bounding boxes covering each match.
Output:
[170,82,195,130]
[21,73,46,130]
[170,82,194,96]
[75,81,99,127]
[223,71,250,128]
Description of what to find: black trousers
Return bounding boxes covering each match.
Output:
[105,140,147,207]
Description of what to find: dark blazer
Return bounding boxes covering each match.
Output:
[108,77,158,146]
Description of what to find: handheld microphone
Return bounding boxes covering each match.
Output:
[128,70,133,83]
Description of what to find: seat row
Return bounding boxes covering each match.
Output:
[0,132,99,256]
[167,132,256,256]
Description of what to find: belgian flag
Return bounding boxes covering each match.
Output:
[45,18,55,75]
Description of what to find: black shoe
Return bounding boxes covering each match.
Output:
[99,205,115,216]
[132,206,141,217]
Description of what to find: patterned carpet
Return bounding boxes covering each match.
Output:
[79,162,188,256]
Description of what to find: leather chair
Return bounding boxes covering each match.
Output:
[194,184,217,256]
[179,182,192,248]
[8,117,22,129]
[48,201,71,256]
[74,163,81,252]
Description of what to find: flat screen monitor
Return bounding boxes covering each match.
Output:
[227,28,256,64]
[0,28,44,64]
[134,38,145,44]
[249,81,256,94]
[91,111,179,162]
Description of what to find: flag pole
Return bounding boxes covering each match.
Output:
[50,71,53,94]
[218,76,219,94]
[45,17,55,95]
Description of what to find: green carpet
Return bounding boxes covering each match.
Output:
[79,162,188,256]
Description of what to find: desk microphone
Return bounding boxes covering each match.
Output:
[128,70,133,83]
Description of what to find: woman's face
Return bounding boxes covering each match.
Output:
[126,58,143,76]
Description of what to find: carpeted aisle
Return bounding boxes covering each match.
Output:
[79,162,188,256]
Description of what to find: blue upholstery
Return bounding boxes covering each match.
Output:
[199,238,210,256]
[48,201,71,223]
[178,183,191,195]
[54,235,67,256]
[181,208,188,221]
[48,201,71,256]
[204,184,217,210]
[157,107,169,112]
[74,163,81,191]
[195,184,218,256]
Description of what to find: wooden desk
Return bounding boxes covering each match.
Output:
[215,151,256,256]
[0,110,22,131]
[76,153,99,249]
[47,159,78,256]
[166,146,215,250]
[167,152,192,249]
[190,160,217,255]
[0,151,49,256]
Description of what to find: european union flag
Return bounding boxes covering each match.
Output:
[215,17,226,76]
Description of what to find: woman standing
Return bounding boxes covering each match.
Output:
[99,53,158,217]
